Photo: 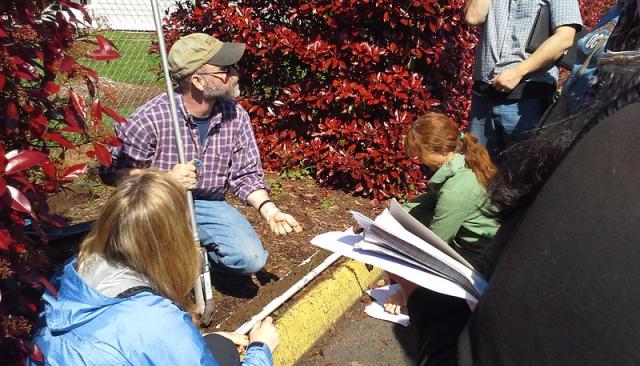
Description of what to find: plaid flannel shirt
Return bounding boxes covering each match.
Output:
[101,93,268,203]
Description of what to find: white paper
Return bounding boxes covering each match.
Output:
[365,284,410,327]
[311,230,479,302]
[372,209,487,295]
[376,210,473,277]
[389,199,473,269]
[355,240,434,273]
[350,210,374,231]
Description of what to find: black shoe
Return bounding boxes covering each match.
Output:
[210,269,259,298]
[255,270,280,286]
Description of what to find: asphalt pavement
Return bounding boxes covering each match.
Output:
[295,295,418,366]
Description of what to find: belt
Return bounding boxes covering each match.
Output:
[472,80,556,101]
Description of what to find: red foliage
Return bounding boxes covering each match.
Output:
[164,1,616,201]
[163,0,477,201]
[579,0,619,29]
[0,1,121,363]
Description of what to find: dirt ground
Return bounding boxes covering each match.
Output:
[46,169,384,332]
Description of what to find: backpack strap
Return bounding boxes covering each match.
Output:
[566,37,609,91]
[538,37,610,127]
[115,285,186,312]
[116,285,157,298]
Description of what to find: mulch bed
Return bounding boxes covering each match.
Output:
[46,171,384,332]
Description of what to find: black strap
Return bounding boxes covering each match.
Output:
[116,286,156,299]
[538,37,609,128]
[257,199,272,214]
[247,341,268,351]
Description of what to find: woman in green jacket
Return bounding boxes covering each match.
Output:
[384,112,500,314]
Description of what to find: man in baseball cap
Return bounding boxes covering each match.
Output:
[101,33,302,278]
[168,33,246,80]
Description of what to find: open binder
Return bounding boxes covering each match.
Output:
[311,199,487,302]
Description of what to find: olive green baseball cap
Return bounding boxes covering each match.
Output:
[168,33,245,80]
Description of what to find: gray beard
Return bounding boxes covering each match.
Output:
[203,81,240,101]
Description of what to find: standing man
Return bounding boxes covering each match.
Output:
[465,0,583,160]
[101,33,302,276]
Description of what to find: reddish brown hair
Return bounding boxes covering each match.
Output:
[404,112,496,186]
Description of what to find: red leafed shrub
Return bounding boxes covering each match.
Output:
[163,0,477,201]
[0,1,121,363]
[162,1,618,202]
[580,0,619,29]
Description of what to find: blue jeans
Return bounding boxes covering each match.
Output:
[194,200,268,275]
[469,94,546,161]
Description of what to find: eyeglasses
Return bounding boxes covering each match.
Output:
[197,65,235,77]
[196,66,236,83]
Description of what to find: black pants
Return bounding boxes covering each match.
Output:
[204,334,241,366]
[407,288,471,366]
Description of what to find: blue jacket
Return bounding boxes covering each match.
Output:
[564,3,622,113]
[29,258,272,366]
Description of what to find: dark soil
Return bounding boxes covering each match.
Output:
[46,171,384,332]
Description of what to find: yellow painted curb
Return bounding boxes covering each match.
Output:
[273,260,383,366]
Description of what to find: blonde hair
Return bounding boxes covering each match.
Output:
[405,112,496,186]
[78,171,199,315]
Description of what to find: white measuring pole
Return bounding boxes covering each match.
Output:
[234,252,342,335]
[150,0,214,318]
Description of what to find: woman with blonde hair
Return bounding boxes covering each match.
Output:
[29,171,278,366]
[383,112,499,313]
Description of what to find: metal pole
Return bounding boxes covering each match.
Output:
[150,0,215,323]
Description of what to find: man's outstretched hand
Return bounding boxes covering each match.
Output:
[247,189,303,235]
[267,209,303,236]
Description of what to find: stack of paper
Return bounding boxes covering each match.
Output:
[310,199,487,302]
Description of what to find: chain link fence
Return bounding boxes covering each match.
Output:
[80,0,179,117]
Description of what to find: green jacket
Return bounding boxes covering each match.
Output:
[403,154,499,271]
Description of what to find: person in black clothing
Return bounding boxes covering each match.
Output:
[399,1,640,364]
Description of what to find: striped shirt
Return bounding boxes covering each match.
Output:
[474,0,583,85]
[102,93,268,203]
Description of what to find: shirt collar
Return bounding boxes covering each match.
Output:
[175,91,224,128]
[428,154,466,186]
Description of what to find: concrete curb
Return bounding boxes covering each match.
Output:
[272,259,383,366]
